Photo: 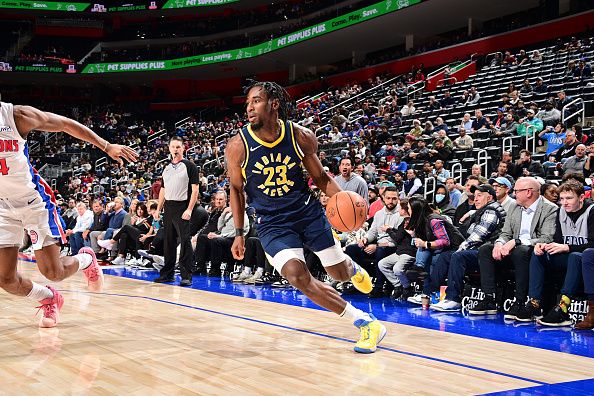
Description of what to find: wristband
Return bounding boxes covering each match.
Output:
[514,238,522,246]
[103,141,109,151]
[235,228,245,237]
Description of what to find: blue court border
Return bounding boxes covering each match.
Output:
[62,289,545,387]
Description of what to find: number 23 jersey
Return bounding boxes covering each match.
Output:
[239,120,317,221]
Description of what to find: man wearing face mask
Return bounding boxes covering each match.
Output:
[434,185,456,219]
[536,101,561,127]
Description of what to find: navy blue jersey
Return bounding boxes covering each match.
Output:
[239,120,317,221]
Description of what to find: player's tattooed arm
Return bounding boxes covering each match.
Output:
[294,123,342,197]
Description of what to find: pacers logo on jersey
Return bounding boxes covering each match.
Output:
[252,152,296,197]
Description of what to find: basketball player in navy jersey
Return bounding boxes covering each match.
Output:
[0,102,138,328]
[226,82,386,353]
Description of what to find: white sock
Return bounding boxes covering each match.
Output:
[74,253,93,270]
[243,267,252,274]
[340,302,373,324]
[27,282,54,301]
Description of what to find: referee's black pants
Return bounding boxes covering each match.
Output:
[161,201,194,280]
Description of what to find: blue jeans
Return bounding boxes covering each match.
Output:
[528,251,583,300]
[69,231,85,255]
[415,248,432,268]
[582,248,594,299]
[104,227,117,240]
[419,250,442,295]
[439,249,480,302]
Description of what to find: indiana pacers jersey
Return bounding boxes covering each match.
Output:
[239,119,317,221]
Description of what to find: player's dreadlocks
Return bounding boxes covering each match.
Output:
[244,80,293,120]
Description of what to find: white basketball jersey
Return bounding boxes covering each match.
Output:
[0,102,45,199]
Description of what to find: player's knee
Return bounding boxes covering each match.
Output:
[286,272,311,290]
[283,263,311,290]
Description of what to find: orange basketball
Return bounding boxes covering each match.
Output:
[325,191,368,232]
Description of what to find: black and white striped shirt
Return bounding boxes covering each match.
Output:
[162,159,199,203]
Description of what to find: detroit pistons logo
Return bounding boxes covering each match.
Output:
[29,230,39,245]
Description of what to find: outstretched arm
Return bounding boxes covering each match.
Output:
[225,134,247,259]
[13,105,138,165]
[294,123,342,197]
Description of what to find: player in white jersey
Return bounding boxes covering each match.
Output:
[0,102,138,328]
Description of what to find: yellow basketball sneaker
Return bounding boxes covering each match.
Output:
[354,315,387,354]
[350,263,373,294]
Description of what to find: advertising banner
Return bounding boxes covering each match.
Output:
[0,1,90,11]
[81,0,421,73]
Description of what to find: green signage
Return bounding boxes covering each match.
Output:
[13,64,65,72]
[82,0,421,73]
[0,1,89,11]
[162,0,239,9]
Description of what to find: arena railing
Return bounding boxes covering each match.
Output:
[562,97,585,127]
[484,52,503,68]
[147,128,168,146]
[450,162,463,184]
[405,80,425,102]
[348,109,364,121]
[476,149,489,177]
[423,176,436,201]
[524,124,538,154]
[318,75,402,117]
[95,156,107,170]
[175,117,192,130]
[315,123,332,137]
[155,157,169,173]
[202,158,222,173]
[296,95,311,105]
[502,136,513,155]
[437,77,458,86]
[426,60,463,79]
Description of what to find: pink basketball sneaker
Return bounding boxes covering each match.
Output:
[79,247,104,292]
[37,286,64,328]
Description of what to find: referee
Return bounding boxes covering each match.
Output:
[154,136,200,286]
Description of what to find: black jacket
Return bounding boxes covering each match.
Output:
[387,218,416,256]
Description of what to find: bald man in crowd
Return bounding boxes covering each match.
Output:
[472,178,558,318]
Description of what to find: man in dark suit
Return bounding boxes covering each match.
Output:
[473,177,558,318]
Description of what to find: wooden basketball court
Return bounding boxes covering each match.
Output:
[2,261,594,395]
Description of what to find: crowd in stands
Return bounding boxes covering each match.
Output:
[109,0,358,41]
[21,34,594,330]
